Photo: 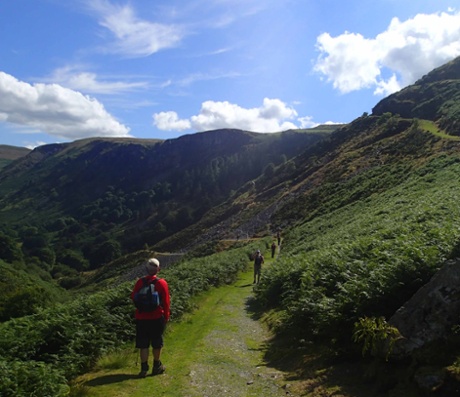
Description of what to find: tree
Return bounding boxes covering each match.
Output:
[0,233,23,263]
[56,250,89,272]
[89,240,121,268]
[1,286,52,320]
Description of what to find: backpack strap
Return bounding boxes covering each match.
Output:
[142,276,160,286]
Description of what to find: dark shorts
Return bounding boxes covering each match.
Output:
[135,318,165,349]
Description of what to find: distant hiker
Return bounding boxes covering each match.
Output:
[253,250,264,284]
[271,242,276,258]
[277,230,281,246]
[131,258,171,378]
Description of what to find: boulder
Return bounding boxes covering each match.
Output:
[389,259,460,357]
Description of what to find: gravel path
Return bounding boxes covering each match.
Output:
[183,275,292,397]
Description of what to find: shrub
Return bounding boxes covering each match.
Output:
[0,243,256,391]
[256,156,460,344]
[0,358,69,397]
[353,316,401,360]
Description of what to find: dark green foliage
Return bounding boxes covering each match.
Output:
[0,129,331,271]
[56,249,89,272]
[0,260,66,321]
[0,285,134,379]
[86,239,122,268]
[0,244,256,391]
[0,358,69,397]
[0,232,23,263]
[256,156,460,345]
[1,286,53,320]
[353,316,400,360]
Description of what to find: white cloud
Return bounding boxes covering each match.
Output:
[176,71,241,87]
[25,141,47,150]
[374,74,401,96]
[153,111,191,131]
[46,66,148,95]
[298,116,319,129]
[0,71,131,140]
[314,10,460,96]
[88,0,185,57]
[259,98,298,119]
[153,98,303,133]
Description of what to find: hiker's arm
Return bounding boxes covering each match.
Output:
[161,281,171,322]
[130,279,142,300]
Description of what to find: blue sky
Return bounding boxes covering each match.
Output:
[0,0,459,149]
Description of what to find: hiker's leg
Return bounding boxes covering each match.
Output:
[151,317,166,374]
[153,347,162,361]
[136,320,150,376]
[140,347,149,362]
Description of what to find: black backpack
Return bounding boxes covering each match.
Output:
[133,277,161,312]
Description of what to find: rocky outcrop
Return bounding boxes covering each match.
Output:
[389,258,460,358]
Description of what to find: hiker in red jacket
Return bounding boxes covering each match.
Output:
[131,257,171,378]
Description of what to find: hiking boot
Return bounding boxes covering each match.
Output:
[152,361,165,375]
[138,362,149,378]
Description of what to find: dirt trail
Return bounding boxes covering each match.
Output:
[179,272,290,397]
[74,258,299,397]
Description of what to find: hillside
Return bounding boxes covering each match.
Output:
[0,144,30,170]
[0,127,332,309]
[1,56,460,396]
[372,56,460,136]
[0,127,331,250]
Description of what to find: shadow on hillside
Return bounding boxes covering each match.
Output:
[84,374,139,387]
[244,295,387,397]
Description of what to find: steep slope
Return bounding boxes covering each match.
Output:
[372,55,460,136]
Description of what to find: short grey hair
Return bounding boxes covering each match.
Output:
[144,257,160,272]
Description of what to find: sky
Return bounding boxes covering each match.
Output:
[1,0,459,149]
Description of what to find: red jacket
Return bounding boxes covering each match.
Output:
[131,275,171,322]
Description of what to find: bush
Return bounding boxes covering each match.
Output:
[0,243,256,391]
[256,156,460,344]
[0,358,69,397]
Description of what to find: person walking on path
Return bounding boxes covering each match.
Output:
[277,230,281,246]
[253,250,264,284]
[271,241,277,258]
[131,257,171,378]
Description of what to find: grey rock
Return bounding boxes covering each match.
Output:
[389,259,460,357]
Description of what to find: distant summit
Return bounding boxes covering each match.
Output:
[0,144,31,160]
[0,145,31,169]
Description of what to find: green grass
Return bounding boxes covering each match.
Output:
[71,257,291,397]
[419,119,460,140]
[258,155,460,342]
